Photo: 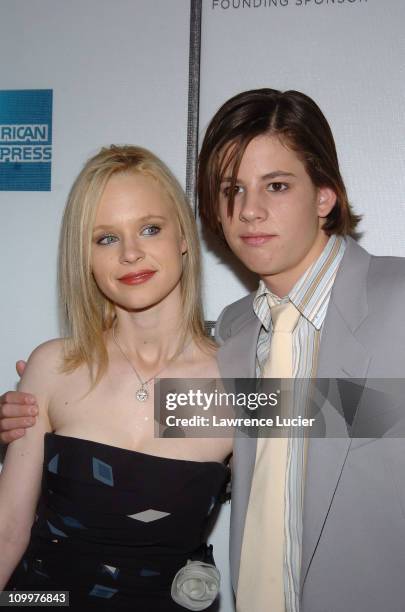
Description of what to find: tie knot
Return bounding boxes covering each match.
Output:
[269,300,300,333]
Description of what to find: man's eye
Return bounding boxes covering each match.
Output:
[96,234,118,245]
[222,185,243,198]
[141,225,160,236]
[268,182,288,192]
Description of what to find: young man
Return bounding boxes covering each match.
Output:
[2,89,405,611]
[198,89,405,612]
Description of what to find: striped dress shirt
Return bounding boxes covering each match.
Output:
[252,234,346,611]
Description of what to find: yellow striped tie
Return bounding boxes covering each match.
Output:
[236,300,300,612]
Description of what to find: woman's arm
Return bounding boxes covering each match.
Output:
[0,342,55,588]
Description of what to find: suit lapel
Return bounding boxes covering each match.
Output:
[317,301,371,378]
[301,239,373,588]
[217,312,260,379]
[217,313,261,589]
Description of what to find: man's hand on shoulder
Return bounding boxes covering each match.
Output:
[0,361,38,444]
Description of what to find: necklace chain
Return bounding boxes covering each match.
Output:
[112,325,169,402]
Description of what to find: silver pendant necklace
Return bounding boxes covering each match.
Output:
[112,325,168,402]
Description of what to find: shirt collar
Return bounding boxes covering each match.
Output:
[253,235,346,331]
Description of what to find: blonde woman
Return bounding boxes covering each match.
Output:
[0,146,232,610]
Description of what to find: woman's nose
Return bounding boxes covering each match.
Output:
[119,238,145,264]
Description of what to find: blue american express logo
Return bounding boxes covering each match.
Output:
[0,90,53,191]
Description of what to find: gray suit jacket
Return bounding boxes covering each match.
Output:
[216,238,405,612]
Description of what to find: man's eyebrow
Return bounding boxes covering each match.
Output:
[220,171,295,183]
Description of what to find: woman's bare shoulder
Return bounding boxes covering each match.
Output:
[25,338,65,369]
[197,351,220,378]
[20,338,67,393]
[170,342,220,379]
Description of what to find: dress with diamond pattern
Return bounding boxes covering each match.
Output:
[7,433,230,611]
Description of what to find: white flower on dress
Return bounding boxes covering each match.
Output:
[171,559,220,611]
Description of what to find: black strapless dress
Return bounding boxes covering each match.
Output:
[7,433,230,611]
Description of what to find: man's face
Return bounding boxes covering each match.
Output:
[218,134,336,296]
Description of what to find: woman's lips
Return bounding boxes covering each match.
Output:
[118,270,156,285]
[240,234,277,246]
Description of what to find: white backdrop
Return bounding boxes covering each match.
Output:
[199,0,405,320]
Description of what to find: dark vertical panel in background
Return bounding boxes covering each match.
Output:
[185,0,202,214]
[187,1,215,336]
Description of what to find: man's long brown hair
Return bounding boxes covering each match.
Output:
[198,88,361,240]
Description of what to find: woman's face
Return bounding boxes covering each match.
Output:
[91,172,187,312]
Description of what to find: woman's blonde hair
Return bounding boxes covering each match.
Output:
[59,145,210,385]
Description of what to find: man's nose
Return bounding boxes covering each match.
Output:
[238,190,268,223]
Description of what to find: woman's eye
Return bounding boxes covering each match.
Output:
[96,234,118,245]
[141,225,160,236]
[268,182,288,192]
